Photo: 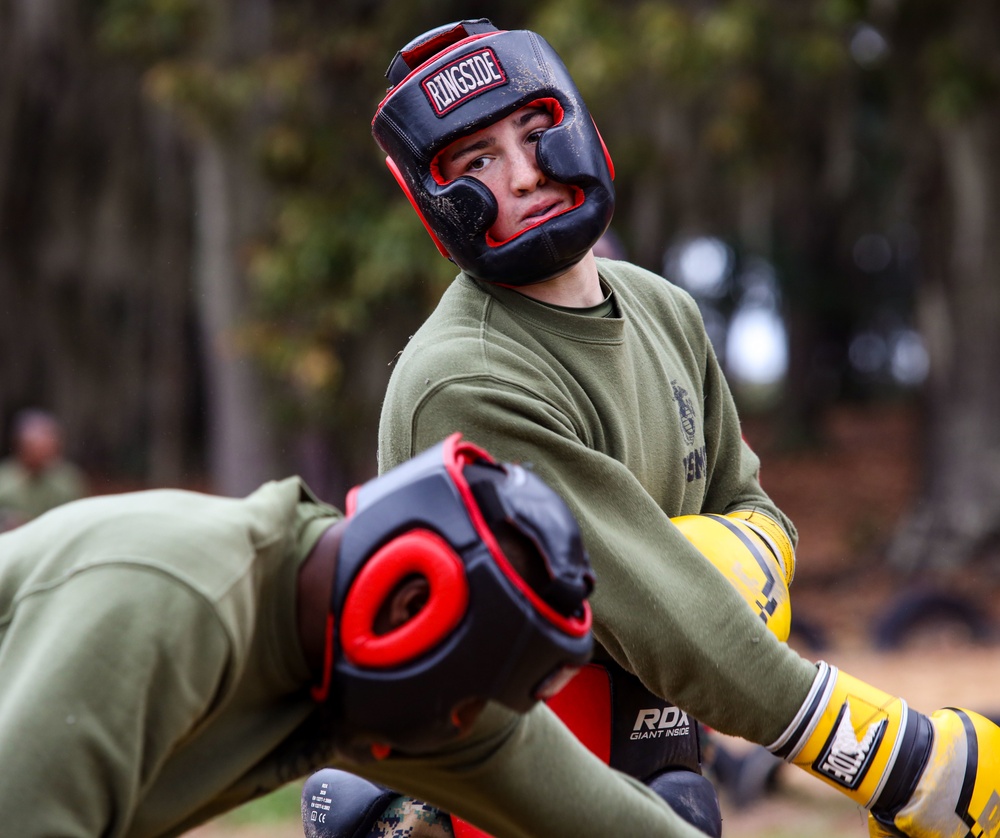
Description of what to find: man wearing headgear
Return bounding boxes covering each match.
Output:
[0,434,712,837]
[373,18,1000,838]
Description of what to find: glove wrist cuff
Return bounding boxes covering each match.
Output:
[869,710,933,819]
[767,662,909,808]
[725,510,795,585]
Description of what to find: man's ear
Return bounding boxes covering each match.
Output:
[376,576,431,634]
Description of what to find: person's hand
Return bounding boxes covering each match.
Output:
[867,707,1000,837]
[867,814,896,837]
[772,664,1000,838]
[672,513,792,641]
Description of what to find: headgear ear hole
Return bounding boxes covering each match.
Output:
[341,529,469,668]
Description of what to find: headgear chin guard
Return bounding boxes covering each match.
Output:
[372,19,615,286]
[321,433,595,755]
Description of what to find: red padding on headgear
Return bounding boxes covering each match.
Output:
[340,529,469,668]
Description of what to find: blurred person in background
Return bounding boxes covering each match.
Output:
[0,408,86,531]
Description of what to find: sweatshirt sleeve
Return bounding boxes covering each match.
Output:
[0,565,232,837]
[392,376,817,745]
[681,288,797,546]
[348,702,711,838]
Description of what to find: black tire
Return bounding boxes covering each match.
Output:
[872,588,993,651]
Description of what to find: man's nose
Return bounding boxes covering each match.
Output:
[510,146,545,192]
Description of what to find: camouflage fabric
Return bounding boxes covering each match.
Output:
[365,797,454,838]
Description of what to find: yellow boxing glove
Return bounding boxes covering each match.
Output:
[671,511,794,642]
[768,663,1000,837]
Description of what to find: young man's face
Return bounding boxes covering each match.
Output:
[437,105,577,243]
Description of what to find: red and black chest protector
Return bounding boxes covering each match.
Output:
[451,657,704,838]
[327,433,594,754]
[372,19,615,286]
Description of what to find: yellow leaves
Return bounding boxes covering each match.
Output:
[351,202,454,301]
[235,322,341,399]
[632,4,691,76]
[701,6,757,62]
[142,49,316,142]
[532,0,630,96]
[292,346,340,395]
[141,60,256,136]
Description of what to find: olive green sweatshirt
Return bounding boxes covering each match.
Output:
[378,258,818,744]
[0,477,709,838]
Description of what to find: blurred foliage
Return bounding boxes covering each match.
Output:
[93,1,468,453]
[86,0,998,465]
[95,0,208,58]
[216,780,303,826]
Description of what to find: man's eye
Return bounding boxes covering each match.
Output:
[468,156,488,172]
[527,129,546,144]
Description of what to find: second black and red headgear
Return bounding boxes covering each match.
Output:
[317,433,595,754]
[372,19,615,286]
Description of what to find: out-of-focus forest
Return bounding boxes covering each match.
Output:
[2,0,999,573]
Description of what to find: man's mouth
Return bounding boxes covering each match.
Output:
[522,200,564,225]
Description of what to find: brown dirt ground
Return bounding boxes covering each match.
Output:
[188,403,1000,837]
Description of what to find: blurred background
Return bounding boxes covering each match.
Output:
[5,0,998,576]
[2,0,999,833]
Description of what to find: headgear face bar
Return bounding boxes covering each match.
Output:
[320,433,594,754]
[372,19,615,286]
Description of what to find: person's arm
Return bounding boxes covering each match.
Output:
[347,702,711,838]
[389,377,817,745]
[0,565,231,836]
[693,300,797,581]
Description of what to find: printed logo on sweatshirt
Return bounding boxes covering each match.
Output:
[672,380,697,444]
[422,48,507,116]
[672,379,706,482]
[683,445,708,482]
[630,706,691,741]
[813,702,887,790]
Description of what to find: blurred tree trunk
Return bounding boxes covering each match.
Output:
[181,0,279,496]
[0,0,197,485]
[192,132,278,495]
[889,114,1000,570]
[146,107,196,486]
[887,0,1000,570]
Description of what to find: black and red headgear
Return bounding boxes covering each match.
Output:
[371,19,615,286]
[319,433,594,754]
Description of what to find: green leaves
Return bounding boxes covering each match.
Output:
[85,0,1000,470]
[96,0,207,59]
[924,39,999,124]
